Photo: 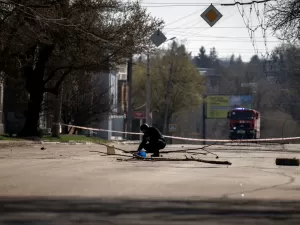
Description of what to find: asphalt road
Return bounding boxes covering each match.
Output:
[0,142,300,224]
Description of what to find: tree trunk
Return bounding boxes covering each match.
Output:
[18,89,44,137]
[18,44,54,137]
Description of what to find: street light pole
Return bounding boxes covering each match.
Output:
[146,50,151,125]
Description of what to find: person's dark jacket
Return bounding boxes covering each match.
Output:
[137,127,165,151]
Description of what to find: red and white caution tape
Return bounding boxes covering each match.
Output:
[59,123,300,143]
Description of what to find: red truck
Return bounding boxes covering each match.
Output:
[227,108,261,140]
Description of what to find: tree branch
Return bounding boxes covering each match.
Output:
[44,66,73,84]
[44,67,73,94]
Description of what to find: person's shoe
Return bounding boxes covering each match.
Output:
[151,153,160,157]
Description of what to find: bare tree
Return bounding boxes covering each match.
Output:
[268,44,300,118]
[213,53,294,138]
[0,0,163,136]
[133,41,205,133]
[60,71,115,134]
[266,0,300,42]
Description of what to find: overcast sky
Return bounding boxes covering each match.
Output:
[137,0,283,62]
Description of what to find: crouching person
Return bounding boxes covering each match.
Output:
[136,123,166,157]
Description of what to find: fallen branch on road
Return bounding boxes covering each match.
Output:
[118,145,213,156]
[93,144,230,164]
[187,156,231,165]
[99,143,219,158]
[89,150,132,158]
[160,145,220,159]
[161,150,207,155]
[147,145,212,154]
[117,155,232,165]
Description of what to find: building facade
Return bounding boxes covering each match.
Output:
[3,77,27,135]
[37,65,127,140]
[93,67,126,140]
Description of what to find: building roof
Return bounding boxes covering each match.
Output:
[197,68,220,76]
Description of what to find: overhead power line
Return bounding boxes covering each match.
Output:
[162,0,224,28]
[141,3,215,5]
[163,26,259,29]
[221,0,274,6]
[185,39,280,43]
[163,7,207,27]
[163,34,274,39]
[235,1,260,55]
[166,2,236,37]
[141,4,215,7]
[188,48,269,53]
[140,0,274,7]
[190,48,270,51]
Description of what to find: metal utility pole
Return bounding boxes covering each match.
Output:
[163,44,174,134]
[146,51,151,125]
[126,55,133,140]
[202,95,207,145]
[0,79,4,134]
[123,83,128,139]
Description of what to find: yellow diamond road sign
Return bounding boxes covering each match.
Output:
[201,4,223,27]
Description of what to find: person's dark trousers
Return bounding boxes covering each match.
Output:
[144,139,166,156]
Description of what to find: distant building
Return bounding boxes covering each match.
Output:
[264,60,280,83]
[3,77,27,135]
[198,68,221,94]
[37,65,127,140]
[92,67,125,140]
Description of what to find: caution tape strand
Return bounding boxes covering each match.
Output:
[58,123,300,143]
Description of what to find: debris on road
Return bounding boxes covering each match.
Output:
[276,158,299,166]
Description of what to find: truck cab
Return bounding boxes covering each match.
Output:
[227,108,260,140]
